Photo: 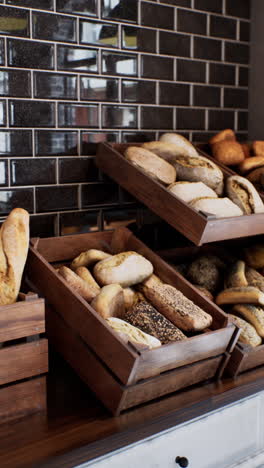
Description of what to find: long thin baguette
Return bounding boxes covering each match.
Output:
[59,266,99,302]
[216,286,264,306]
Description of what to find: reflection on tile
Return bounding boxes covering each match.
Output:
[36,186,78,212]
[81,131,119,155]
[8,39,54,69]
[0,6,29,37]
[141,55,173,80]
[122,80,155,103]
[0,130,32,156]
[7,0,53,9]
[80,76,119,101]
[59,157,99,183]
[34,72,77,100]
[35,130,78,156]
[82,183,119,207]
[57,0,96,16]
[0,39,4,65]
[60,210,99,235]
[32,12,76,42]
[102,105,137,128]
[102,0,137,23]
[0,188,33,215]
[122,26,156,53]
[0,100,5,126]
[122,132,156,143]
[103,207,138,231]
[11,159,56,186]
[141,106,173,129]
[0,69,31,97]
[30,214,57,238]
[0,160,7,186]
[80,21,118,47]
[58,103,98,128]
[57,45,97,73]
[9,100,55,127]
[102,51,137,76]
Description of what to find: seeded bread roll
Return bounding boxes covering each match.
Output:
[228,314,261,347]
[75,266,100,292]
[216,286,264,306]
[190,197,243,218]
[226,175,264,215]
[244,244,264,269]
[233,304,264,338]
[212,140,245,166]
[209,129,236,145]
[124,146,176,185]
[71,249,111,270]
[224,261,248,289]
[168,181,218,204]
[187,255,224,293]
[238,156,264,174]
[252,141,264,156]
[91,284,124,319]
[159,133,199,158]
[106,317,161,349]
[245,267,264,293]
[59,266,99,302]
[141,281,212,332]
[123,301,187,344]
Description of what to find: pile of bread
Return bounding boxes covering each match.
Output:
[56,249,213,350]
[125,133,264,218]
[174,244,264,348]
[210,129,264,192]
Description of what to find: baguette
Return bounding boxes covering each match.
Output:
[106,317,161,349]
[224,261,248,289]
[238,156,264,174]
[233,304,264,338]
[216,286,264,306]
[159,133,198,158]
[209,129,236,145]
[226,175,264,214]
[91,284,124,319]
[190,197,243,218]
[71,249,111,270]
[228,314,261,347]
[168,181,218,204]
[75,266,100,292]
[59,266,99,302]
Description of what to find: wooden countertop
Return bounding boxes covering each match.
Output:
[2,351,264,468]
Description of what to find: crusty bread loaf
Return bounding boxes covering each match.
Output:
[244,244,264,269]
[123,287,145,310]
[212,140,245,166]
[209,129,236,145]
[190,197,243,218]
[106,317,161,349]
[59,266,99,302]
[226,175,264,214]
[142,141,187,163]
[252,141,264,157]
[71,249,111,270]
[187,255,224,293]
[123,301,187,344]
[0,208,29,305]
[141,282,212,332]
[233,304,264,338]
[91,284,124,319]
[224,260,248,289]
[75,266,100,292]
[216,286,264,306]
[228,314,261,347]
[245,267,264,292]
[168,181,218,204]
[238,156,264,174]
[93,251,153,287]
[159,133,198,158]
[124,146,176,185]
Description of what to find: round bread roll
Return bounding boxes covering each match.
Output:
[168,181,218,204]
[209,129,236,145]
[252,141,264,157]
[106,317,161,349]
[212,140,245,166]
[228,314,261,347]
[238,156,264,174]
[226,175,264,215]
[247,167,264,187]
[159,133,198,158]
[187,255,224,293]
[233,304,264,338]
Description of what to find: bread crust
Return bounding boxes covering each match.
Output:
[216,286,264,306]
[168,181,218,204]
[212,140,245,166]
[106,317,161,349]
[59,266,99,302]
[75,266,100,292]
[247,167,264,186]
[238,156,264,174]
[244,245,264,269]
[125,146,176,185]
[190,197,243,218]
[226,175,264,214]
[91,284,124,319]
[233,304,264,338]
[209,129,236,145]
[159,133,198,158]
[224,260,248,289]
[228,313,261,347]
[252,141,264,157]
[71,249,111,270]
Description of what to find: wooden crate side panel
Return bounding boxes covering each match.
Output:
[201,214,264,244]
[236,344,264,374]
[0,339,48,386]
[0,376,46,424]
[0,299,45,343]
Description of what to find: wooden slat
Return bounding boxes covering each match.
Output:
[0,299,45,343]
[0,339,48,386]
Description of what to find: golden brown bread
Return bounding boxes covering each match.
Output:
[244,244,264,269]
[91,284,124,319]
[252,141,264,156]
[241,143,251,158]
[228,314,262,347]
[59,266,99,302]
[226,175,264,214]
[245,267,264,292]
[209,129,236,145]
[123,287,145,310]
[106,317,161,349]
[212,140,245,166]
[71,249,111,270]
[238,156,264,174]
[216,286,264,306]
[224,261,248,289]
[233,304,264,338]
[247,167,264,186]
[75,266,100,292]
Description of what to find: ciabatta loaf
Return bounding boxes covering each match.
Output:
[168,181,218,204]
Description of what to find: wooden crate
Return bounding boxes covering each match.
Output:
[25,227,239,414]
[158,244,264,378]
[96,143,264,246]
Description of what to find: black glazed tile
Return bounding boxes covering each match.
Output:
[141,107,173,129]
[0,69,31,97]
[56,0,96,16]
[122,80,155,103]
[7,0,53,9]
[103,207,138,230]
[159,31,190,57]
[80,76,119,102]
[160,0,190,6]
[32,12,76,43]
[210,63,235,85]
[0,39,4,65]
[178,9,207,35]
[0,188,33,215]
[177,59,206,83]
[225,42,249,64]
[122,26,156,53]
[210,15,236,39]
[10,159,56,186]
[238,112,248,131]
[102,0,137,23]
[208,110,235,130]
[0,130,32,156]
[58,103,98,128]
[102,105,137,128]
[80,21,118,48]
[0,160,7,186]
[60,210,100,235]
[9,100,55,127]
[102,51,137,76]
[36,186,78,213]
[160,82,190,106]
[193,85,221,107]
[59,157,99,184]
[141,3,174,30]
[224,88,248,109]
[8,39,54,70]
[193,131,216,142]
[81,131,119,155]
[240,21,250,42]
[194,0,222,13]
[35,130,78,156]
[141,55,173,80]
[0,100,6,126]
[57,46,98,73]
[177,108,205,130]
[34,72,77,100]
[239,67,249,86]
[30,214,57,238]
[122,132,156,143]
[82,183,119,207]
[194,37,222,61]
[226,1,250,19]
[0,6,29,37]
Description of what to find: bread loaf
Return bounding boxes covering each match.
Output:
[241,143,251,158]
[226,175,264,214]
[71,249,111,270]
[91,284,124,319]
[233,304,264,338]
[159,133,198,158]
[252,141,264,157]
[216,286,264,306]
[224,261,248,289]
[238,156,264,174]
[190,197,243,218]
[106,317,161,349]
[245,267,264,292]
[59,266,99,302]
[209,129,236,145]
[75,266,100,292]
[228,314,261,347]
[123,287,145,310]
[212,140,245,166]
[142,141,187,163]
[168,181,218,204]
[247,167,264,187]
[93,251,153,287]
[244,244,264,269]
[187,255,224,293]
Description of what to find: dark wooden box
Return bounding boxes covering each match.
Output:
[25,227,239,415]
[96,143,264,246]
